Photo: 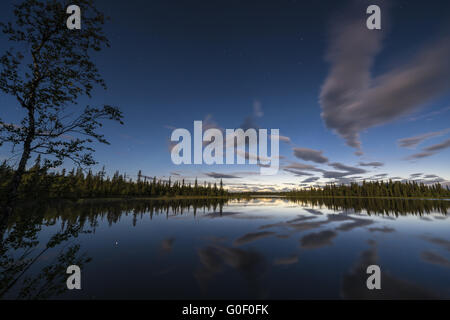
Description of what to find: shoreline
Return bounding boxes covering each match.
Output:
[3,195,449,210]
[37,194,450,203]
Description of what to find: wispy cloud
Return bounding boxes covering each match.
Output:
[205,172,241,179]
[407,106,450,122]
[253,100,264,117]
[273,134,291,144]
[320,4,450,153]
[284,160,369,182]
[405,152,432,160]
[285,162,321,171]
[397,128,450,148]
[328,162,367,175]
[424,138,450,152]
[406,138,450,160]
[283,168,314,177]
[371,173,388,178]
[302,177,320,183]
[293,147,328,164]
[410,173,423,178]
[424,174,439,179]
[359,161,384,167]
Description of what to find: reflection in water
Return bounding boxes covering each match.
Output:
[420,251,450,268]
[341,241,438,299]
[0,208,92,299]
[420,236,450,251]
[259,214,375,234]
[233,231,276,246]
[0,197,449,299]
[367,226,396,233]
[273,255,299,266]
[289,197,449,216]
[304,208,324,215]
[300,230,338,249]
[195,245,268,299]
[335,216,374,231]
[161,237,175,253]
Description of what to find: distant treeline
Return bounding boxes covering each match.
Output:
[288,197,449,216]
[0,159,228,202]
[285,180,450,198]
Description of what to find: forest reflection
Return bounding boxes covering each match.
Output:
[287,197,449,216]
[1,196,448,299]
[2,197,449,231]
[0,208,92,299]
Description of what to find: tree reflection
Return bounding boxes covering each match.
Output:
[0,196,448,299]
[0,207,92,299]
[288,197,449,216]
[0,198,229,299]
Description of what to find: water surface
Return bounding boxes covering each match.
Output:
[1,197,449,299]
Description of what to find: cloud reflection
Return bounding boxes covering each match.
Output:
[420,251,450,268]
[195,245,268,298]
[300,230,338,249]
[341,242,438,299]
[273,255,299,266]
[233,231,276,246]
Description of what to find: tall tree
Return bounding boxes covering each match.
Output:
[0,0,123,207]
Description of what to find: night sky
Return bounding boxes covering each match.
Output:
[1,0,450,191]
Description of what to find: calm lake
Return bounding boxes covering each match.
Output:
[1,197,450,299]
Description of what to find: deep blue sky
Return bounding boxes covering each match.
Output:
[1,0,450,191]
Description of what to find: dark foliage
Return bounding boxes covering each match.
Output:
[0,0,123,206]
[285,180,450,199]
[0,161,228,202]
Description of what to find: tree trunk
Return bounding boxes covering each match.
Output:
[5,108,35,209]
